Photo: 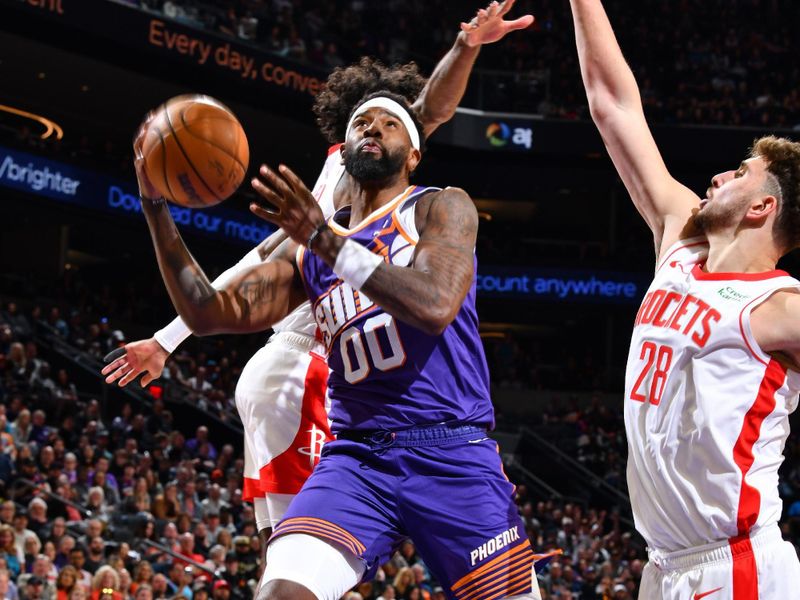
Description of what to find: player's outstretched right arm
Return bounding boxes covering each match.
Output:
[140,194,302,336]
[101,229,293,387]
[132,121,305,337]
[569,0,700,257]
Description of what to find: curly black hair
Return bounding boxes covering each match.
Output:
[313,57,427,144]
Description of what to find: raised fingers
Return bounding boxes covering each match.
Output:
[251,176,285,211]
[249,201,281,226]
[260,164,295,199]
[498,0,514,18]
[505,14,534,31]
[277,165,311,197]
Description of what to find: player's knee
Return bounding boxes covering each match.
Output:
[258,579,317,600]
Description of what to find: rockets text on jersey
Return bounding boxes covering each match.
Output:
[625,237,800,552]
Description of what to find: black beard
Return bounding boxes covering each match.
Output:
[343,144,406,183]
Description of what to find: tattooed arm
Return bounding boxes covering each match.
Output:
[316,188,478,335]
[140,197,305,335]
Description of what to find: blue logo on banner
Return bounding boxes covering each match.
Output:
[0,145,273,246]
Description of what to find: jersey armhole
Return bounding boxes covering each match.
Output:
[739,283,800,368]
[398,186,442,242]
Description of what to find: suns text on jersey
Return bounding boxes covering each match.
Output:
[634,288,721,347]
[314,280,376,348]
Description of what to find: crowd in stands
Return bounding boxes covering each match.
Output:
[122,0,800,129]
[0,263,658,599]
[2,257,799,599]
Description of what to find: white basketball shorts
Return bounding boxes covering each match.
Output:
[237,331,332,524]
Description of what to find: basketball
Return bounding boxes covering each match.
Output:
[140,94,249,208]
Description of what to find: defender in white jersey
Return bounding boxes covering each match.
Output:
[569,1,800,598]
[102,0,535,544]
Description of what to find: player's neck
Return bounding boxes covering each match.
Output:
[704,230,781,274]
[346,175,410,227]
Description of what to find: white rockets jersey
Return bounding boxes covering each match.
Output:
[625,237,800,552]
[272,144,345,336]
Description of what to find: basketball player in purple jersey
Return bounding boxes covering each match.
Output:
[132,88,540,600]
[105,2,535,570]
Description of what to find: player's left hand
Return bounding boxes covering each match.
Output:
[102,338,169,387]
[460,0,534,48]
[250,164,325,247]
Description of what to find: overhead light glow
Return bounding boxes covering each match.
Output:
[0,104,64,140]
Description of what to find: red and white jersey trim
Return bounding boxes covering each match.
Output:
[273,145,345,336]
[625,237,800,552]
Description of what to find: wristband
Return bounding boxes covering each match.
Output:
[307,221,329,251]
[154,324,186,354]
[333,239,383,290]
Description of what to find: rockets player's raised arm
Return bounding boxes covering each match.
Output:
[412,0,534,138]
[569,0,700,259]
[140,195,306,336]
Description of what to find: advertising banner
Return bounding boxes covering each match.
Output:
[2,0,326,102]
[477,266,650,305]
[0,145,275,246]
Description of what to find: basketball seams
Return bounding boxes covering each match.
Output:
[142,95,249,207]
[178,111,249,174]
[164,100,224,205]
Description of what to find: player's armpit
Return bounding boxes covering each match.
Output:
[359,187,478,335]
[201,239,306,336]
[750,289,800,368]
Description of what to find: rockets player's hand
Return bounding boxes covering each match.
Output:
[459,0,534,48]
[249,164,325,247]
[101,338,170,387]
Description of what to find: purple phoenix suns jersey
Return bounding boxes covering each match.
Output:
[298,185,493,433]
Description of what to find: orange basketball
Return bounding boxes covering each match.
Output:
[141,94,249,208]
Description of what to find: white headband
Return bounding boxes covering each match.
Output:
[345,97,421,151]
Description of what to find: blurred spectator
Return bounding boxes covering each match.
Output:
[64,550,90,593]
[17,555,55,600]
[0,568,19,600]
[0,528,21,579]
[89,566,121,600]
[25,502,47,540]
